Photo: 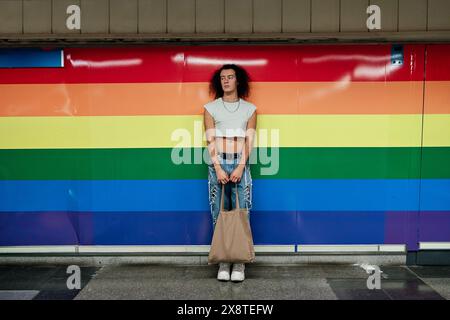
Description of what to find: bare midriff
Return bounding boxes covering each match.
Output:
[215,136,246,154]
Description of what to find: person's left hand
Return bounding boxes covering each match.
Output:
[230,165,244,183]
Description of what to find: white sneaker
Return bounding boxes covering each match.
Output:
[217,262,231,281]
[231,263,245,282]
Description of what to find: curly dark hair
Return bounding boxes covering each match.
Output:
[209,64,251,99]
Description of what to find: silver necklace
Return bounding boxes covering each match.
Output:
[221,98,240,113]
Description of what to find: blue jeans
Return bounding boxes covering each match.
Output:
[208,152,253,227]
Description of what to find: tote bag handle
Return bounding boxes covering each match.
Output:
[220,182,240,211]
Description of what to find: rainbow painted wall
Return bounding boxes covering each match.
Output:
[0,44,449,251]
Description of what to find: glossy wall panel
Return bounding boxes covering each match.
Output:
[421,45,450,244]
[0,44,449,251]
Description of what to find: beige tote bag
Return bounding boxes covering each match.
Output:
[208,182,255,264]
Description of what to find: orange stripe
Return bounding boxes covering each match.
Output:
[425,81,450,113]
[0,81,428,116]
[297,81,424,114]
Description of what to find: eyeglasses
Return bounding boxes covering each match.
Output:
[220,75,236,81]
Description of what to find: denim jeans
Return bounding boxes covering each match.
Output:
[208,152,253,228]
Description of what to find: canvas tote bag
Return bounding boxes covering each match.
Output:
[208,182,255,264]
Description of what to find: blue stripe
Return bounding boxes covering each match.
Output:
[1,179,446,211]
[420,179,450,210]
[0,211,387,246]
[0,48,63,68]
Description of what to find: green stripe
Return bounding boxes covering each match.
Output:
[421,147,450,178]
[2,147,444,180]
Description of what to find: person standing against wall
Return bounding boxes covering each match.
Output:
[203,64,257,282]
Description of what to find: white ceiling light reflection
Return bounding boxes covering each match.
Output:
[172,53,184,63]
[172,55,267,66]
[302,73,352,103]
[302,62,402,104]
[303,54,391,64]
[354,62,402,80]
[353,65,386,80]
[55,84,76,116]
[68,57,142,68]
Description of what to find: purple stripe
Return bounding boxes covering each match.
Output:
[384,211,420,251]
[418,211,450,243]
[2,211,447,250]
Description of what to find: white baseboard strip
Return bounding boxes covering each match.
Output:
[298,245,378,253]
[254,245,295,253]
[0,244,405,254]
[78,245,295,254]
[378,245,406,252]
[78,245,211,254]
[0,246,77,254]
[0,245,297,254]
[297,244,406,253]
[419,242,450,250]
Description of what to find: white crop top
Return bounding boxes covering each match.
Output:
[203,98,257,138]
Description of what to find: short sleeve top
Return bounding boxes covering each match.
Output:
[204,98,256,138]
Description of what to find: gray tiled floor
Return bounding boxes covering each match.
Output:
[421,279,450,300]
[0,265,98,300]
[75,265,338,300]
[74,264,449,300]
[406,266,450,300]
[0,290,39,300]
[0,264,449,300]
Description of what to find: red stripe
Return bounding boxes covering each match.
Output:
[0,44,429,84]
[425,44,450,81]
[297,44,425,82]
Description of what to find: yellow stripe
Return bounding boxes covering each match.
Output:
[0,115,426,149]
[423,114,450,147]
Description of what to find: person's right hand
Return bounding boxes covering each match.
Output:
[215,167,229,184]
